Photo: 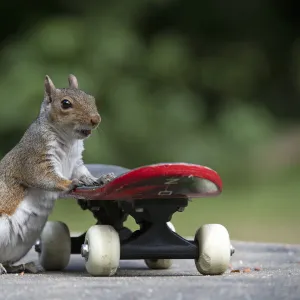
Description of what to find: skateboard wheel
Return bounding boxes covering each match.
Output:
[38,221,71,271]
[144,222,175,270]
[194,224,231,275]
[83,225,120,276]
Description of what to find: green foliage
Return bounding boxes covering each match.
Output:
[0,0,294,185]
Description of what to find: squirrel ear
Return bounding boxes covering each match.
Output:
[44,75,56,102]
[68,74,79,89]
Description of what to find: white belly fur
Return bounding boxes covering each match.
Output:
[0,139,84,265]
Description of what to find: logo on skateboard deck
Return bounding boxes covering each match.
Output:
[157,177,180,196]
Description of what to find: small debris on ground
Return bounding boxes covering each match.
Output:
[230,267,262,273]
[230,269,241,273]
[16,271,25,276]
[242,268,251,273]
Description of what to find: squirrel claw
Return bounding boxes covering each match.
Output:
[0,264,7,275]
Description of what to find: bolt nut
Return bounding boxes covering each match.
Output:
[230,245,235,256]
[81,244,89,260]
[91,207,100,211]
[34,240,41,253]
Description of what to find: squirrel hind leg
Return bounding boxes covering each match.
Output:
[4,261,43,274]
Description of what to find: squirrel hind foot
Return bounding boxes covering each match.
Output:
[4,261,43,274]
[22,261,44,274]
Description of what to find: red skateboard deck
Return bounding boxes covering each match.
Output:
[69,163,222,201]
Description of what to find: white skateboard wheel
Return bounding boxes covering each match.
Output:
[83,225,120,276]
[144,222,175,270]
[38,221,71,271]
[194,224,231,275]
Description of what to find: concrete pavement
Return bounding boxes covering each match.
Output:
[1,240,299,300]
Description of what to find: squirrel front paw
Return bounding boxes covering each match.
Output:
[77,175,98,186]
[97,172,117,185]
[76,173,116,187]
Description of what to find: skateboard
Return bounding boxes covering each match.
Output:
[35,163,235,276]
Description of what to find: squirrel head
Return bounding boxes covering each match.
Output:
[41,74,101,139]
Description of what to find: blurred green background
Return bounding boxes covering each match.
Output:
[0,0,299,244]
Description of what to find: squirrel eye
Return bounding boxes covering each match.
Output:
[61,99,72,109]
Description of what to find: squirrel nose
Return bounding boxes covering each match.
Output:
[90,114,101,126]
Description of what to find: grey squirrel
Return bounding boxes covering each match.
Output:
[0,74,115,274]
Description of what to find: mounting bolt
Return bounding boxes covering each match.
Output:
[34,240,41,253]
[91,207,100,211]
[135,208,144,212]
[81,244,89,260]
[230,245,235,256]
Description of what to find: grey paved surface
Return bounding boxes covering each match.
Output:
[1,240,300,300]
